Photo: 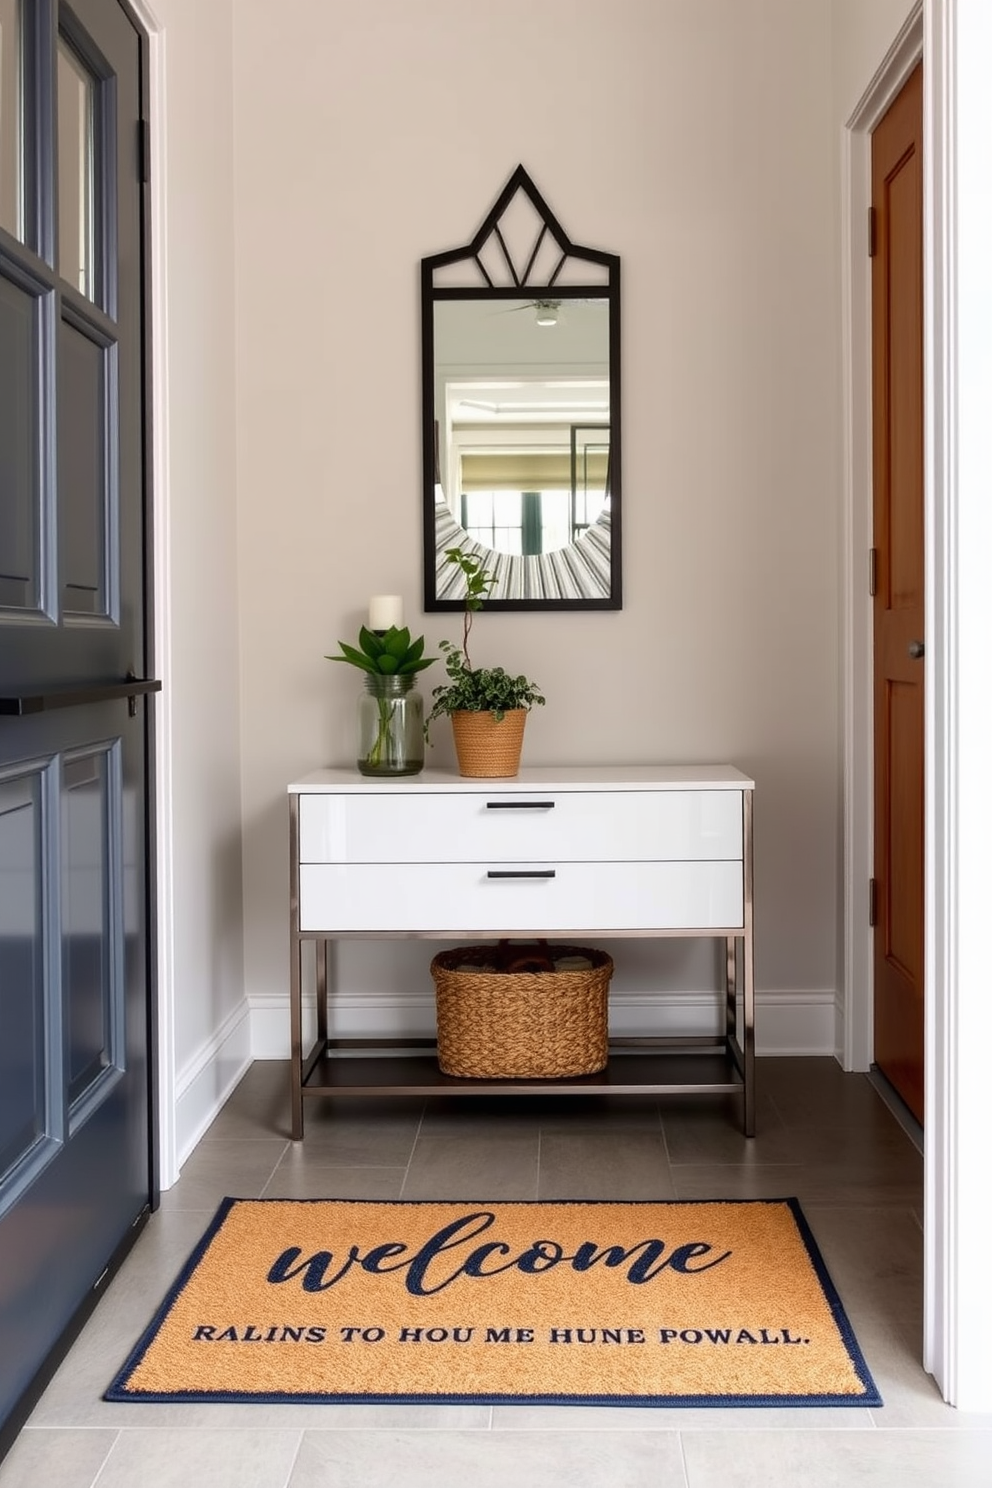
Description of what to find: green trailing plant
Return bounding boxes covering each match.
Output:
[426,547,545,732]
[326,625,436,770]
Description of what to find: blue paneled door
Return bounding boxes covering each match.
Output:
[0,0,154,1447]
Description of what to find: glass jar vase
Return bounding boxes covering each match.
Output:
[357,673,424,776]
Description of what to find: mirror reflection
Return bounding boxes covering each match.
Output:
[433,297,610,560]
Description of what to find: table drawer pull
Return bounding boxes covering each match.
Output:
[485,800,556,810]
[486,868,557,879]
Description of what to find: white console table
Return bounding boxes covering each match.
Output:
[287,765,755,1139]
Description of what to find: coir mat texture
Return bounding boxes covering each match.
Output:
[105,1197,881,1408]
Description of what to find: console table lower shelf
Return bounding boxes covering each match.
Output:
[298,1042,749,1102]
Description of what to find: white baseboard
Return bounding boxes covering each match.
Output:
[248,988,838,1060]
[833,989,856,1068]
[753,990,840,1057]
[172,1000,253,1176]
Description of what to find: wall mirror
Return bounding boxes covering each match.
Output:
[422,165,621,610]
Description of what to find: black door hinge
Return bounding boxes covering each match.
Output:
[869,547,878,597]
[869,877,879,927]
[138,119,150,184]
[868,206,877,258]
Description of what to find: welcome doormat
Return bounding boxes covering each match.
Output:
[105,1197,880,1407]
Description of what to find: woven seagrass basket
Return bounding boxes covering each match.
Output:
[429,943,613,1078]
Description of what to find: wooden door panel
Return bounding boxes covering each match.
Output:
[871,61,925,1124]
[0,766,50,1185]
[884,156,924,607]
[882,678,924,984]
[62,745,120,1110]
[58,315,113,620]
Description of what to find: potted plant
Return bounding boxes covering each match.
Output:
[426,547,545,778]
[326,624,436,776]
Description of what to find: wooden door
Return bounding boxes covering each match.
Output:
[871,61,925,1125]
[0,0,153,1451]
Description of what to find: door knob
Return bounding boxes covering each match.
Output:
[908,640,925,660]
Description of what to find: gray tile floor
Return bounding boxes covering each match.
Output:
[5,1057,992,1486]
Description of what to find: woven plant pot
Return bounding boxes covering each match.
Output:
[450,708,527,778]
[430,943,613,1078]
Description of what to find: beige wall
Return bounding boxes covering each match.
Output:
[231,0,858,1034]
[831,0,919,120]
[153,0,245,1111]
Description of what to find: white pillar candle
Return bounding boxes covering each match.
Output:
[368,595,403,631]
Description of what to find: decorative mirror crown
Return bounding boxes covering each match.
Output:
[427,165,614,294]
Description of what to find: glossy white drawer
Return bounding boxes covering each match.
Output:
[297,789,743,866]
[298,860,744,933]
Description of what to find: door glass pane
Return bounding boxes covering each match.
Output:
[0,270,41,611]
[0,0,24,242]
[57,36,96,300]
[0,772,45,1184]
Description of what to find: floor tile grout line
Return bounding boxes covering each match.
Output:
[398,1102,428,1199]
[676,1426,691,1487]
[276,1427,306,1488]
[659,1101,673,1169]
[270,1161,413,1174]
[254,1141,293,1199]
[764,1091,796,1133]
[87,1426,122,1488]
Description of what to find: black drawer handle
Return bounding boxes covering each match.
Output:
[486,800,556,810]
[486,869,556,879]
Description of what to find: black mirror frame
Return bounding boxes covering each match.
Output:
[421,165,622,612]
